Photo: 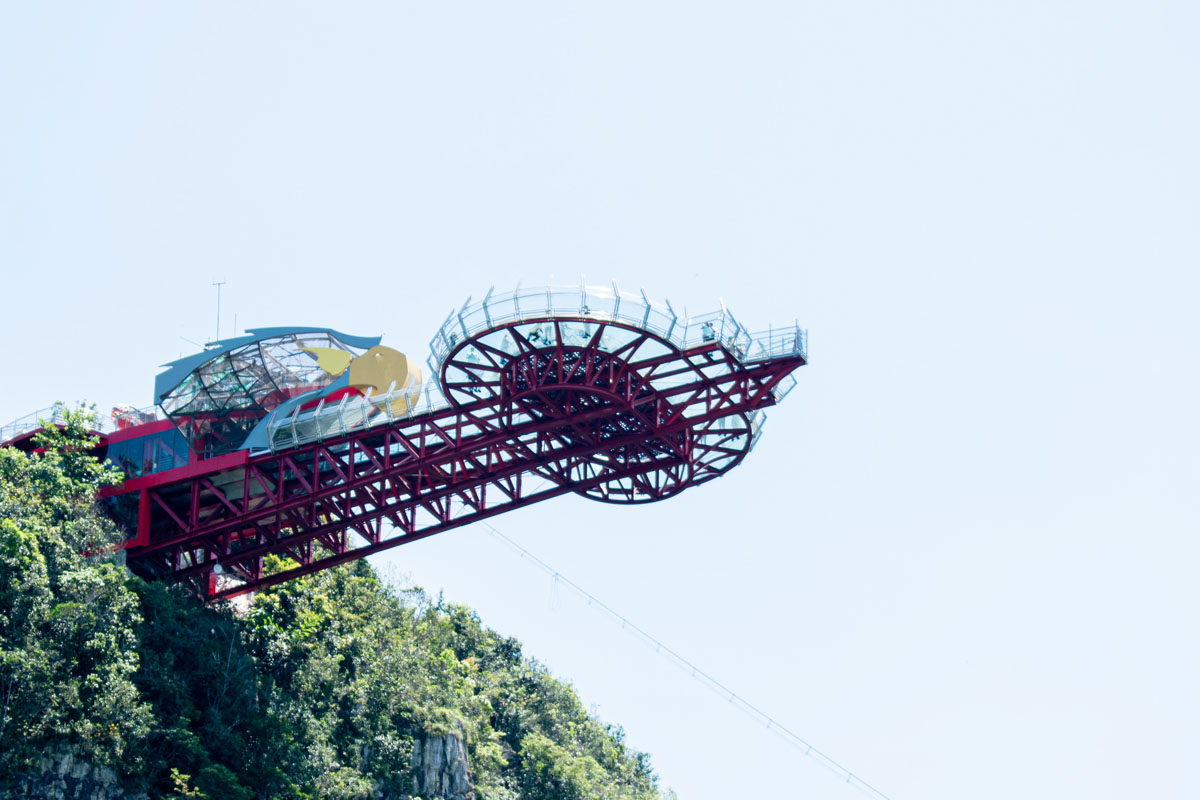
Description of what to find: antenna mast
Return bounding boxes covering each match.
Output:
[212,280,227,342]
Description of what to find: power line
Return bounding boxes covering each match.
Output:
[478,521,893,800]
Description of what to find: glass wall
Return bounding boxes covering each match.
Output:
[105,427,191,477]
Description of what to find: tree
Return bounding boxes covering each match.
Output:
[0,404,671,799]
[0,404,150,780]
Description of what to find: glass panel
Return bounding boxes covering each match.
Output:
[159,330,374,455]
[105,427,191,476]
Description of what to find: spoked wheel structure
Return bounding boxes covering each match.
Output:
[439,316,759,504]
[107,283,807,599]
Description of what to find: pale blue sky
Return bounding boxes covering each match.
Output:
[2,3,1197,798]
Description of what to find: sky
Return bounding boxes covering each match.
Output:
[1,2,1198,798]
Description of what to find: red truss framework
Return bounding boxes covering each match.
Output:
[114,305,806,600]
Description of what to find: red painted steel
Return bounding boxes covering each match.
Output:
[115,316,805,600]
[104,418,177,445]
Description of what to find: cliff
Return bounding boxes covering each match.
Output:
[0,409,671,799]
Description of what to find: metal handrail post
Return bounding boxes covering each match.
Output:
[286,405,301,451]
[335,395,350,436]
[482,286,494,326]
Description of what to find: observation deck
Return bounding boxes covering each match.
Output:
[262,282,806,457]
[4,283,807,599]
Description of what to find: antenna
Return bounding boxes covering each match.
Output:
[212,280,227,342]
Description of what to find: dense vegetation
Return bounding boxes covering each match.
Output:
[0,407,671,799]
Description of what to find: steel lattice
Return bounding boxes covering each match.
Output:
[109,290,806,599]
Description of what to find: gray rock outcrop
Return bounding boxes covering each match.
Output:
[410,731,475,800]
[3,750,146,800]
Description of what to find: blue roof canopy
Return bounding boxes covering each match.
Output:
[154,327,381,404]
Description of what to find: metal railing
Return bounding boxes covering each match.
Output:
[263,381,773,456]
[262,283,807,453]
[263,381,450,453]
[0,403,159,444]
[428,281,806,378]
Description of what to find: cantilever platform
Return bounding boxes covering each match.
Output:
[106,283,807,599]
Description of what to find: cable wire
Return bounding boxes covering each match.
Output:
[479,521,893,800]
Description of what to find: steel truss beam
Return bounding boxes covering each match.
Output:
[118,329,804,599]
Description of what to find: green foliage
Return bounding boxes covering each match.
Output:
[234,564,665,799]
[168,768,204,798]
[519,731,615,800]
[129,579,259,798]
[195,764,253,800]
[0,404,150,782]
[0,403,671,799]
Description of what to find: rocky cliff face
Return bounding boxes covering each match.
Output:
[4,734,476,800]
[410,732,475,800]
[2,751,146,800]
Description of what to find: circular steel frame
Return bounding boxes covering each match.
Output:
[439,315,756,504]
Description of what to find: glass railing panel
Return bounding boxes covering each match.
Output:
[422,284,805,417]
[2,403,164,442]
[769,374,798,401]
[261,380,450,453]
